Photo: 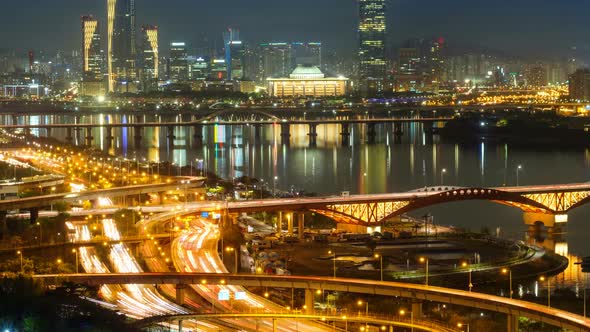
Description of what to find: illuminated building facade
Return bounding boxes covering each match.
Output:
[168,41,188,82]
[224,28,245,81]
[260,43,293,80]
[268,65,348,98]
[358,0,386,94]
[107,0,137,92]
[81,16,103,81]
[140,25,158,91]
[569,69,590,101]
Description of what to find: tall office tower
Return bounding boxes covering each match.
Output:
[107,0,136,92]
[358,0,386,95]
[140,25,158,91]
[81,16,103,81]
[168,41,188,81]
[569,69,590,100]
[224,27,245,81]
[260,43,292,80]
[292,42,322,68]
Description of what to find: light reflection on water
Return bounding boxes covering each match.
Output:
[10,113,590,291]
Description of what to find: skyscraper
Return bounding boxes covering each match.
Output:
[81,16,103,82]
[224,28,245,81]
[358,0,386,95]
[140,25,158,91]
[260,43,292,81]
[168,41,188,82]
[292,42,322,68]
[107,0,136,92]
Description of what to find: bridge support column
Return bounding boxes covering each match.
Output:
[105,126,114,148]
[134,127,142,149]
[178,320,183,332]
[394,122,403,144]
[523,212,557,228]
[193,125,203,146]
[175,284,187,305]
[272,318,277,332]
[308,124,317,147]
[411,301,423,318]
[277,212,283,236]
[46,127,52,138]
[254,124,262,145]
[167,126,175,147]
[66,127,73,144]
[287,212,293,236]
[297,213,304,240]
[0,211,6,240]
[506,314,519,332]
[75,127,82,144]
[11,114,17,125]
[29,208,39,224]
[304,289,314,314]
[367,123,377,144]
[423,121,434,144]
[340,123,350,146]
[84,128,93,146]
[280,123,290,145]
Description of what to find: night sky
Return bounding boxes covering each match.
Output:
[1,0,588,58]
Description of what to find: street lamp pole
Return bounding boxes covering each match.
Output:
[540,276,551,308]
[457,323,470,332]
[329,250,336,278]
[420,257,429,286]
[72,249,78,274]
[273,176,278,198]
[462,262,473,292]
[516,165,522,186]
[502,268,513,299]
[375,253,383,281]
[17,250,23,273]
[441,168,446,185]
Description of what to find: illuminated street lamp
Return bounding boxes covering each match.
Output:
[399,309,414,332]
[461,262,473,292]
[420,257,429,286]
[375,253,383,281]
[457,322,470,332]
[539,276,551,308]
[516,165,523,186]
[16,250,23,273]
[357,300,369,330]
[328,250,337,278]
[440,168,447,185]
[273,176,278,198]
[225,246,238,274]
[501,268,513,299]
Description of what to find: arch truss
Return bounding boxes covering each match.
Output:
[312,201,410,224]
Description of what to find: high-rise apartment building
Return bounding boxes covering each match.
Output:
[260,43,293,80]
[224,28,245,81]
[107,0,137,92]
[168,42,188,82]
[569,69,590,101]
[140,25,158,91]
[292,42,322,68]
[81,16,103,82]
[358,0,386,94]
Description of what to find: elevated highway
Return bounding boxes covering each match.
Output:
[35,272,590,332]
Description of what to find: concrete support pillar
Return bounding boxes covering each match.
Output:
[340,123,350,146]
[272,318,277,332]
[297,213,304,240]
[84,128,93,146]
[105,126,114,148]
[254,124,262,144]
[134,127,142,149]
[193,125,203,146]
[287,212,293,236]
[304,289,314,314]
[75,127,82,144]
[167,126,175,147]
[523,212,557,227]
[506,314,519,332]
[11,114,17,125]
[280,123,291,145]
[423,121,434,145]
[277,212,283,236]
[308,124,318,147]
[367,123,377,144]
[29,208,39,224]
[175,284,187,305]
[178,320,183,332]
[0,211,7,240]
[66,127,73,143]
[46,127,52,138]
[411,301,422,318]
[394,122,403,144]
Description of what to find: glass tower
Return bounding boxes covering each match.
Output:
[358,0,386,94]
[107,0,136,92]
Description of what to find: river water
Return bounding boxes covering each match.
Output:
[9,112,590,294]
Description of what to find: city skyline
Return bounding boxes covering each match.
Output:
[1,0,588,59]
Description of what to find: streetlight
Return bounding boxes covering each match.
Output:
[72,249,79,274]
[36,221,42,245]
[516,165,522,186]
[375,253,383,281]
[16,250,23,273]
[357,300,369,331]
[461,262,473,292]
[273,176,278,198]
[457,322,470,332]
[399,309,414,332]
[501,268,513,299]
[420,257,429,286]
[225,246,238,274]
[539,276,551,308]
[328,250,336,278]
[441,168,447,185]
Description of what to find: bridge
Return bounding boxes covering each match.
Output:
[209,182,590,228]
[35,272,590,332]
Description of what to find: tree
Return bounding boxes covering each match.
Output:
[113,209,140,236]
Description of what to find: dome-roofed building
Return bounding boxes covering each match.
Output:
[268,65,348,97]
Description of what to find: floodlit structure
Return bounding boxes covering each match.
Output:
[107,0,137,92]
[358,0,386,94]
[267,65,348,97]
